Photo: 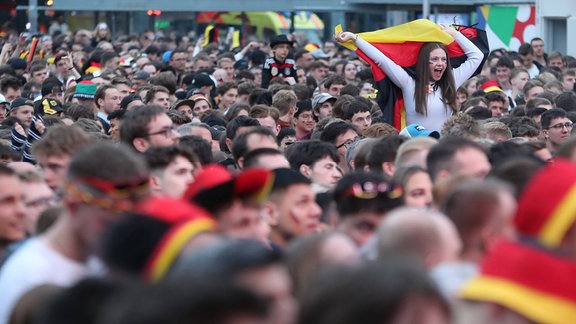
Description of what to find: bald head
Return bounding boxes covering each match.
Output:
[376,208,461,268]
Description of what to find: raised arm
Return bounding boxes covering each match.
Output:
[441,25,484,86]
[334,31,410,86]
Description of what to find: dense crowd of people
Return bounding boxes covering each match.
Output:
[0,16,576,323]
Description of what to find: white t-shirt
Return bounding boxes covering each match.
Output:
[0,238,90,324]
[429,261,479,299]
[527,63,540,79]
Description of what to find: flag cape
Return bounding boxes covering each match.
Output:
[336,19,489,130]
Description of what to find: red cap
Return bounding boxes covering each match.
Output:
[481,80,503,93]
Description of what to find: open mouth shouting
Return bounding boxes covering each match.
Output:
[432,66,445,81]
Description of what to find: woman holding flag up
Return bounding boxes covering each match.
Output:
[334,21,484,132]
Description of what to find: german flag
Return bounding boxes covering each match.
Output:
[335,19,488,130]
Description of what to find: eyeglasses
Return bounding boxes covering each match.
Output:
[298,113,314,121]
[25,196,58,208]
[336,137,359,149]
[548,122,574,130]
[339,181,402,200]
[147,124,178,138]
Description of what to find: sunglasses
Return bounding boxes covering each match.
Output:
[340,181,402,200]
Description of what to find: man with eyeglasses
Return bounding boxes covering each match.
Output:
[120,105,180,153]
[320,120,360,173]
[168,49,189,77]
[541,108,573,156]
[18,170,57,236]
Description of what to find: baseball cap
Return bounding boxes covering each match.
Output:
[41,98,64,115]
[312,93,337,108]
[8,97,33,112]
[133,70,150,81]
[192,73,215,88]
[170,99,194,111]
[310,49,330,59]
[399,124,440,139]
[0,94,9,105]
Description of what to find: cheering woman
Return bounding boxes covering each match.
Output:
[335,23,483,131]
